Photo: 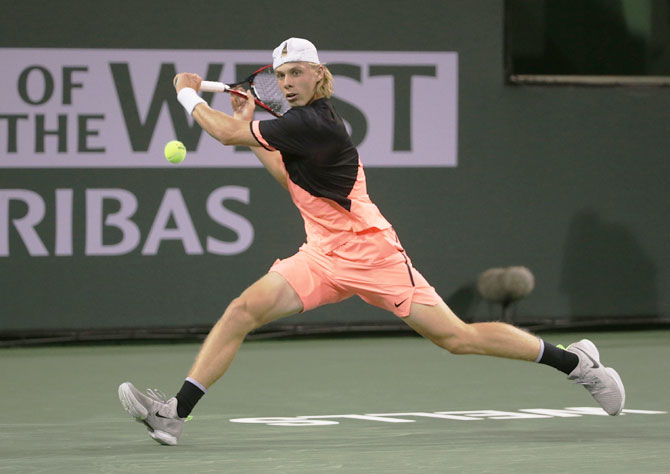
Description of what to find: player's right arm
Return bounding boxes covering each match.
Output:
[174,73,259,148]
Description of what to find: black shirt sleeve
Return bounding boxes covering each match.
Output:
[254,109,311,156]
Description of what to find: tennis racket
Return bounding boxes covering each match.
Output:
[199,65,290,117]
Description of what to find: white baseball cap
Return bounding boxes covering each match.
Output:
[272,38,320,69]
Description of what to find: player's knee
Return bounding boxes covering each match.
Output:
[222,296,263,334]
[436,337,469,355]
[434,326,478,355]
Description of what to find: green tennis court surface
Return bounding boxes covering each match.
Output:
[2,330,668,473]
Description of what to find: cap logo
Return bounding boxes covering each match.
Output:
[281,44,288,57]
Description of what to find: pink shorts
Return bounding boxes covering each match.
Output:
[269,228,441,317]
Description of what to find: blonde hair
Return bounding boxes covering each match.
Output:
[312,64,334,99]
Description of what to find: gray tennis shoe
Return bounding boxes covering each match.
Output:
[566,339,625,416]
[118,382,185,445]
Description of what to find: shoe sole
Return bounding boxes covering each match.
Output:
[605,367,626,416]
[118,382,148,421]
[149,430,177,446]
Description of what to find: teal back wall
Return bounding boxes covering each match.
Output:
[1,1,667,330]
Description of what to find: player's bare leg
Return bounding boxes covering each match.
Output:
[404,300,541,360]
[119,272,302,445]
[404,300,625,415]
[189,271,303,388]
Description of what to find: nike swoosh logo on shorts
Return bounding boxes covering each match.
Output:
[394,299,408,308]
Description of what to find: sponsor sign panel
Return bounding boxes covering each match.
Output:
[0,48,457,168]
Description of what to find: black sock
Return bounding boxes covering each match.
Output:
[175,379,206,418]
[537,340,579,375]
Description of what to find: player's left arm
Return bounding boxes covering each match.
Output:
[174,73,259,147]
[228,85,288,190]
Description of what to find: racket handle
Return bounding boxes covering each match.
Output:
[198,81,278,115]
[200,81,229,93]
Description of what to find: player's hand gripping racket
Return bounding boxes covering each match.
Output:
[199,65,290,117]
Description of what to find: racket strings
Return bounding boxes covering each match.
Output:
[252,69,291,116]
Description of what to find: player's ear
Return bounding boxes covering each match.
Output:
[313,64,324,81]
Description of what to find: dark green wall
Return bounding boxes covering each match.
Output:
[1,0,668,330]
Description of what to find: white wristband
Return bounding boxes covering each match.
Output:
[177,88,206,115]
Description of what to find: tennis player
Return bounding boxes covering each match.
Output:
[118,38,625,445]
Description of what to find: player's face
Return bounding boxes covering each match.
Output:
[275,62,323,107]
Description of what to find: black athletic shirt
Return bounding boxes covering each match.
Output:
[250,98,390,252]
[252,98,358,210]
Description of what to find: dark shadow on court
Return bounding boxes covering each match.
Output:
[560,209,659,321]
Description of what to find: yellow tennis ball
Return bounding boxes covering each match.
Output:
[164,140,186,164]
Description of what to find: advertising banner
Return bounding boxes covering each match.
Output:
[0,48,458,168]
